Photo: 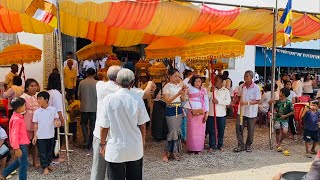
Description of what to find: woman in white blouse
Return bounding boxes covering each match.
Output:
[162,69,187,162]
[183,73,209,153]
[292,73,303,97]
[303,73,316,99]
[47,72,65,163]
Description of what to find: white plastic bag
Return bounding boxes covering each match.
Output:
[54,140,60,156]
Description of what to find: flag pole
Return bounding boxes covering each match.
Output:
[269,0,278,150]
[56,0,72,170]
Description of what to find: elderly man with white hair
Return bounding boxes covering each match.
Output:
[100,68,149,180]
[90,66,155,180]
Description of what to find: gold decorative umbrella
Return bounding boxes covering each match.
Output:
[181,34,245,76]
[0,44,42,65]
[76,43,112,60]
[182,34,245,60]
[145,37,189,59]
[113,46,140,54]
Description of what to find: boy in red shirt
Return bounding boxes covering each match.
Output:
[0,97,30,180]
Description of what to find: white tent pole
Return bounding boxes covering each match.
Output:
[269,0,278,150]
[56,0,72,170]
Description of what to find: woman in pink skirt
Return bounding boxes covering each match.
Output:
[183,73,209,153]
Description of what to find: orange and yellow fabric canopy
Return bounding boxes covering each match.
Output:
[0,0,318,47]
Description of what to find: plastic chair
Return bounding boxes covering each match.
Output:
[293,103,307,135]
[298,95,311,103]
[2,99,8,118]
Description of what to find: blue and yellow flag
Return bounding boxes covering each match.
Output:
[279,0,292,47]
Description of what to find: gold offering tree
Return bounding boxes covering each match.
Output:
[149,61,167,83]
[135,59,152,77]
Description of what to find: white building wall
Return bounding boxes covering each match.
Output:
[227,45,256,88]
[0,33,44,90]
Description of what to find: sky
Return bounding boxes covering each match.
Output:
[288,40,320,50]
[202,0,320,13]
[65,0,320,13]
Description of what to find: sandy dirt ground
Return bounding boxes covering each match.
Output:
[13,119,314,180]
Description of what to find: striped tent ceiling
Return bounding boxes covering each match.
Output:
[0,0,319,47]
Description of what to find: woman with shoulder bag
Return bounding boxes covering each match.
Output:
[183,72,209,153]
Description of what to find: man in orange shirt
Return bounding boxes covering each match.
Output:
[64,60,77,101]
[4,64,24,90]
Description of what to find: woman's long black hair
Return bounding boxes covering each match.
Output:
[47,72,61,91]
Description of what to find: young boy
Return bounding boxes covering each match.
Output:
[32,91,61,175]
[300,100,320,158]
[274,88,294,156]
[0,126,10,172]
[0,97,29,180]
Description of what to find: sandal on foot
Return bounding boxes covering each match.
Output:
[173,154,180,161]
[276,146,283,152]
[283,150,290,156]
[246,147,252,152]
[233,147,245,153]
[305,153,312,158]
[310,149,317,154]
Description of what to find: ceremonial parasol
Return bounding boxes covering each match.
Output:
[145,37,189,60]
[76,43,112,60]
[0,43,42,80]
[182,34,245,147]
[113,46,140,54]
[182,34,245,60]
[0,44,42,65]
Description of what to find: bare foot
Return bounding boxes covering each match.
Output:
[52,158,65,163]
[219,148,225,152]
[0,174,5,180]
[33,162,40,168]
[208,148,213,152]
[162,155,169,162]
[43,168,49,175]
[48,166,55,172]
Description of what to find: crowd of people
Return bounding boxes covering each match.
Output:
[0,52,319,180]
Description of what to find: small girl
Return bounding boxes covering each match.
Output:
[284,80,297,104]
[20,78,40,168]
[0,97,30,180]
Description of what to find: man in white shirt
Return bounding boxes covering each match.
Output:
[63,52,79,76]
[100,69,149,180]
[91,66,155,180]
[83,59,96,72]
[98,57,107,69]
[233,70,261,153]
[207,75,231,152]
